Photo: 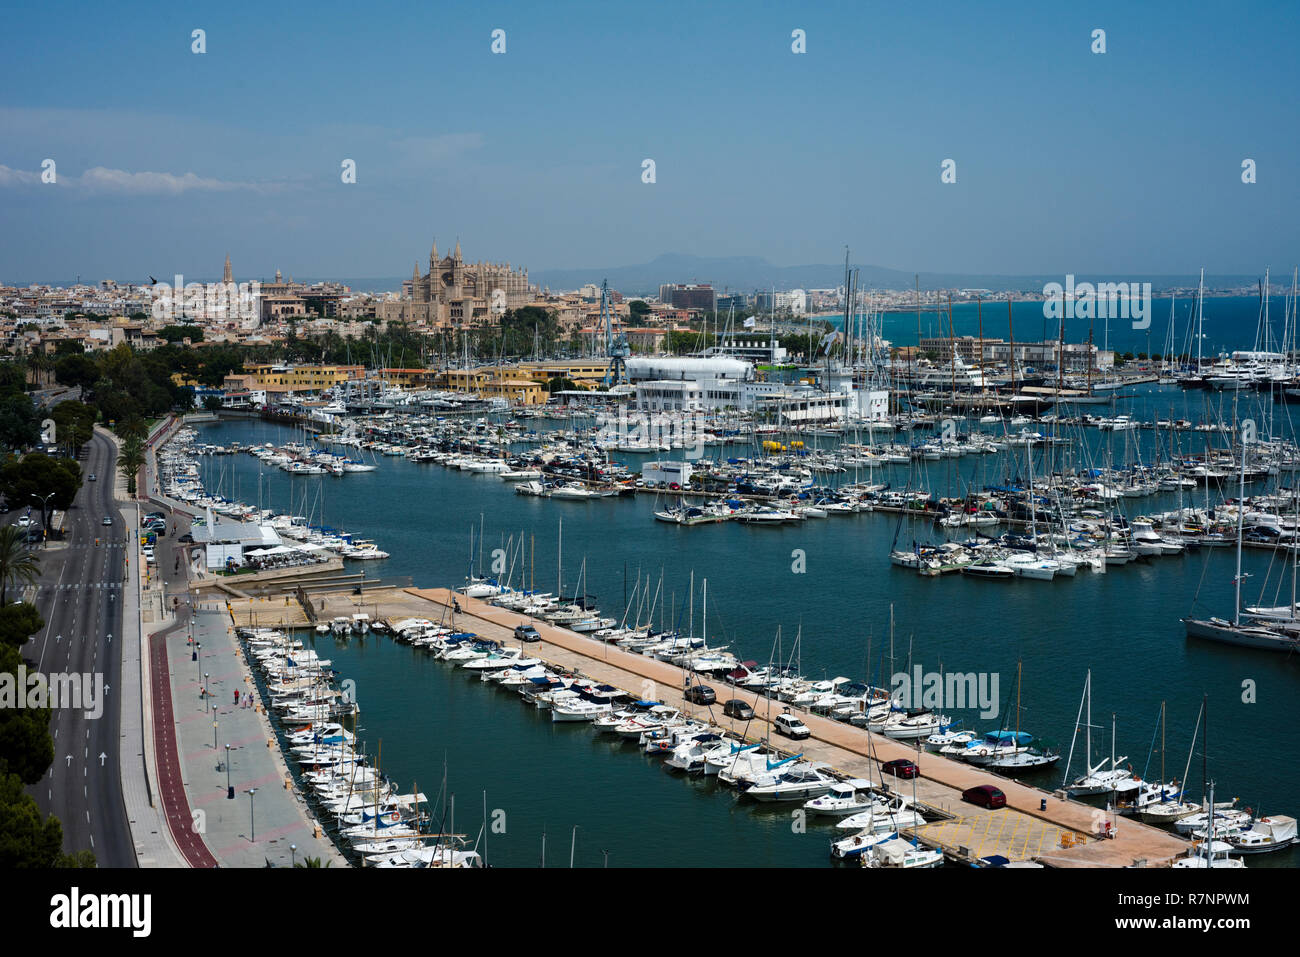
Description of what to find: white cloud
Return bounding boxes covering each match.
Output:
[78,166,271,194]
[392,132,485,163]
[0,164,44,186]
[0,163,289,194]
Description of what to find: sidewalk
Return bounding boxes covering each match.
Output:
[131,414,345,867]
[165,608,345,867]
[107,425,186,867]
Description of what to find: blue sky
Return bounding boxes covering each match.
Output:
[1,1,1296,284]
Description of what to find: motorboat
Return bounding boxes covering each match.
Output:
[802,779,877,817]
[743,763,838,802]
[864,837,944,868]
[1225,815,1296,854]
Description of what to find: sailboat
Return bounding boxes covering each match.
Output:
[1139,696,1235,826]
[1061,672,1133,796]
[986,660,1060,772]
[1182,418,1300,651]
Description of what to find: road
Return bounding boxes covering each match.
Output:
[23,429,134,866]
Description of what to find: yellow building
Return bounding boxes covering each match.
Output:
[246,364,365,392]
[483,377,547,405]
[434,367,550,406]
[377,367,437,388]
[511,361,610,388]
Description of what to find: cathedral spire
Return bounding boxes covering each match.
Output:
[430,239,438,263]
[454,238,461,260]
[413,262,420,282]
[223,253,233,284]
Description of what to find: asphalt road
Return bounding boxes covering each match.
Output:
[23,430,134,866]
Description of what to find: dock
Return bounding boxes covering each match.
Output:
[223,585,1193,867]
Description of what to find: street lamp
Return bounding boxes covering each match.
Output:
[204,672,210,711]
[31,492,55,546]
[290,843,297,867]
[246,787,258,842]
[225,743,233,799]
[212,719,218,751]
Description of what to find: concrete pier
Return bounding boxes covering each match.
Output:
[225,585,1192,867]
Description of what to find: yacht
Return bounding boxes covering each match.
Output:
[802,779,877,817]
[743,763,838,802]
[1223,814,1296,854]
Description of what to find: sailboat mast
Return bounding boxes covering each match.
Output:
[1235,416,1247,627]
[1007,297,1017,394]
[1085,667,1092,766]
[1196,266,1205,372]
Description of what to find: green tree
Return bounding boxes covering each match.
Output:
[118,435,145,495]
[0,393,40,453]
[158,325,204,343]
[49,400,97,453]
[0,528,39,606]
[664,330,715,355]
[0,772,64,867]
[0,603,45,650]
[0,452,83,522]
[53,353,100,391]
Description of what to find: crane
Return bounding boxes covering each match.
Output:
[602,279,629,388]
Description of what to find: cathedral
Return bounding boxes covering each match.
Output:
[378,239,534,328]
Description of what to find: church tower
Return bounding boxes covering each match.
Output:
[223,253,233,285]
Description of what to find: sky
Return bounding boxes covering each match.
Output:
[1,1,1297,285]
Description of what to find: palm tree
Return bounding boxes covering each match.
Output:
[118,435,146,496]
[0,525,40,604]
[293,856,330,868]
[119,416,147,441]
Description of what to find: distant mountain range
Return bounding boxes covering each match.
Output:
[528,254,1263,297]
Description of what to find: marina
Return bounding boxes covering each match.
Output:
[173,383,1300,868]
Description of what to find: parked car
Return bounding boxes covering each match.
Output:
[722,699,754,720]
[514,624,541,643]
[962,785,1007,809]
[684,684,716,705]
[773,711,811,740]
[881,759,919,780]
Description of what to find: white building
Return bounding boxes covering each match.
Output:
[642,461,693,486]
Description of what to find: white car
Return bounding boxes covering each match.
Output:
[774,712,812,740]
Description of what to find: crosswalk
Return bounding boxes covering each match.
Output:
[34,582,125,592]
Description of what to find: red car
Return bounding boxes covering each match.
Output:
[962,785,1007,809]
[881,759,918,780]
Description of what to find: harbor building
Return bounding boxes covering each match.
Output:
[921,336,1111,373]
[626,355,857,421]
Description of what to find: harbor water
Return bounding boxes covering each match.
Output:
[191,387,1299,867]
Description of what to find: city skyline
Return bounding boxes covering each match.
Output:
[2,2,1297,282]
